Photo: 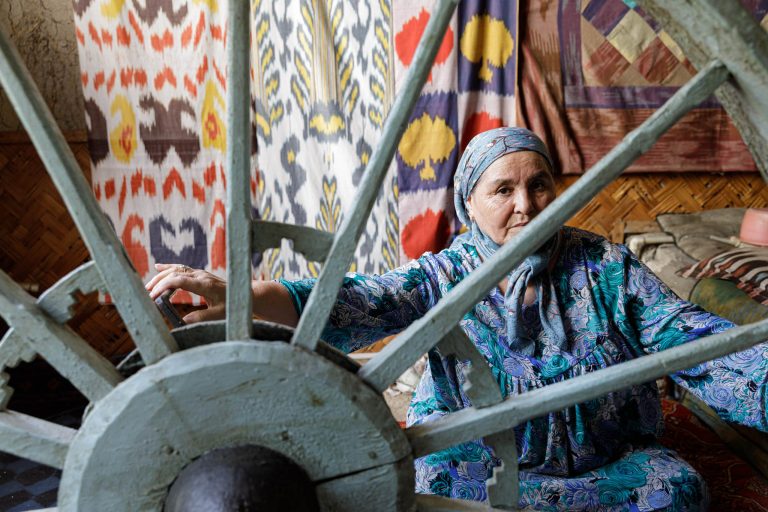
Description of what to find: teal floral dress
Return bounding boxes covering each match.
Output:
[280,227,768,511]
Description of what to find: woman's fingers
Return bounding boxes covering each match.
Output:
[145,263,183,290]
[183,305,225,324]
[145,264,228,325]
[148,272,212,300]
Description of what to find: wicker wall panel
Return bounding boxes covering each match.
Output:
[0,132,132,360]
[557,173,768,242]
[2,130,768,360]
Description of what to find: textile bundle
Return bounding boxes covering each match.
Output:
[518,0,767,174]
[71,0,765,295]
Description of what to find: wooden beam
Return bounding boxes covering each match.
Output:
[0,410,76,469]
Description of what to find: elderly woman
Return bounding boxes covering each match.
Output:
[147,127,768,511]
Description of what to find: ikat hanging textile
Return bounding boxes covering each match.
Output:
[72,0,400,294]
[72,0,256,303]
[392,0,518,262]
[252,0,400,279]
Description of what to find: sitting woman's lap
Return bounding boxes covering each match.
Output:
[415,443,708,511]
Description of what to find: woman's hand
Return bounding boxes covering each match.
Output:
[146,263,300,327]
[145,263,226,323]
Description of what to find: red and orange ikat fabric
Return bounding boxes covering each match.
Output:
[394,0,518,262]
[72,0,764,293]
[72,0,253,303]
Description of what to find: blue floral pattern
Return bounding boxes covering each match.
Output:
[280,227,768,511]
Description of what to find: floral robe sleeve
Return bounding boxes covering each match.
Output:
[613,244,768,430]
[279,258,443,353]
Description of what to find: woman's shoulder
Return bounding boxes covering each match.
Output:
[561,226,609,245]
[559,226,631,264]
[413,239,479,283]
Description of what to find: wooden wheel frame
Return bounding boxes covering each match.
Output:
[1,1,768,510]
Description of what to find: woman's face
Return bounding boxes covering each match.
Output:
[466,151,556,246]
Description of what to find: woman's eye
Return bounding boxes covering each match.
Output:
[497,187,511,195]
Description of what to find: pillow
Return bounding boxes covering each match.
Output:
[657,208,745,261]
[680,247,768,306]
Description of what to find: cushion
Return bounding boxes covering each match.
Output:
[689,277,768,325]
[657,208,745,261]
[637,241,698,300]
[680,247,768,306]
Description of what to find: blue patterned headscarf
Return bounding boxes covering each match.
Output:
[452,127,565,357]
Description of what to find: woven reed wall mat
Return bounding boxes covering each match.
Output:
[0,130,133,361]
[557,173,768,243]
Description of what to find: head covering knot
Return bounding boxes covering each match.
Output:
[451,127,566,357]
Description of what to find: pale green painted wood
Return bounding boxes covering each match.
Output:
[291,0,460,352]
[0,263,104,408]
[59,341,409,511]
[170,320,359,373]
[315,457,415,511]
[0,410,76,469]
[37,262,103,323]
[416,495,514,511]
[437,327,503,408]
[358,60,731,394]
[225,0,254,341]
[485,430,519,510]
[252,220,334,262]
[0,27,178,364]
[0,269,121,402]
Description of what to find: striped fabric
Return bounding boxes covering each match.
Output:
[681,247,768,306]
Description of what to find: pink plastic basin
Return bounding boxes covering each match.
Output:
[740,208,768,246]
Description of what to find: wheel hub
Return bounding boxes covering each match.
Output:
[58,340,413,511]
[164,444,319,512]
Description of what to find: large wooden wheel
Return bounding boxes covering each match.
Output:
[1,1,768,510]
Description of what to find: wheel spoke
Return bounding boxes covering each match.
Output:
[0,26,177,364]
[484,430,519,511]
[291,0,460,352]
[358,59,731,393]
[0,269,122,402]
[224,0,254,341]
[0,410,76,469]
[406,317,768,458]
[253,220,334,263]
[437,327,503,409]
[415,494,511,511]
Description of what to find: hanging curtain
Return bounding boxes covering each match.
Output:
[393,0,519,261]
[252,0,399,279]
[517,0,765,175]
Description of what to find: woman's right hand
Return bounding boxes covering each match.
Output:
[145,263,227,324]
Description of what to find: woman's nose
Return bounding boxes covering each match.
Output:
[513,189,534,215]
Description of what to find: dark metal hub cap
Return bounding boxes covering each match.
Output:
[164,444,320,512]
